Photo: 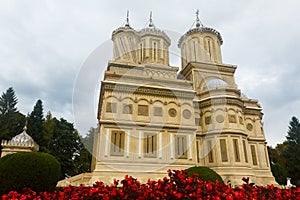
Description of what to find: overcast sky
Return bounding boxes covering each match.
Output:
[0,0,299,146]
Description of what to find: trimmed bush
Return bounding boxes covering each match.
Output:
[186,166,224,183]
[0,152,61,194]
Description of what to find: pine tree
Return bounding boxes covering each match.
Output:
[41,111,55,152]
[0,87,18,116]
[283,116,300,185]
[0,87,25,143]
[28,99,45,146]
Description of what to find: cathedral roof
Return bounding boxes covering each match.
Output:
[139,12,171,45]
[178,11,223,47]
[112,24,137,36]
[178,27,223,47]
[139,27,171,45]
[112,11,138,36]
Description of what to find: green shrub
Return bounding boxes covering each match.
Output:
[186,166,224,183]
[0,152,61,194]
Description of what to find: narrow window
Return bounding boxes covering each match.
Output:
[106,102,117,113]
[153,42,157,61]
[220,139,228,162]
[140,43,143,61]
[243,140,248,163]
[143,42,146,59]
[138,105,149,116]
[250,145,258,165]
[193,40,197,61]
[119,38,126,55]
[264,147,269,167]
[129,37,136,61]
[175,135,187,159]
[208,140,214,163]
[208,40,212,61]
[111,131,125,156]
[144,133,157,157]
[233,139,240,162]
[196,140,200,163]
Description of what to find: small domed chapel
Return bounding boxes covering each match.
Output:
[63,12,276,186]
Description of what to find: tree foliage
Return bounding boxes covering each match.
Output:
[0,87,18,115]
[282,116,300,185]
[268,116,300,186]
[41,112,55,153]
[28,99,45,146]
[0,87,92,180]
[270,163,287,185]
[0,87,25,147]
[49,118,91,177]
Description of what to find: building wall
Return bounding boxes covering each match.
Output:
[89,22,276,186]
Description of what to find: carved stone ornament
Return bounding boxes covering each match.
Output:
[216,115,224,123]
[168,108,177,117]
[246,123,253,131]
[183,109,191,119]
[228,114,237,123]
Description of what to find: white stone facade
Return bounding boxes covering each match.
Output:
[60,14,276,187]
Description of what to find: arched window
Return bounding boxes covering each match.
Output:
[203,79,228,90]
[204,36,214,61]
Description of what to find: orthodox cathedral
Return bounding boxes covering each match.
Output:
[60,12,276,186]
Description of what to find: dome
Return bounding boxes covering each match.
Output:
[203,79,228,90]
[112,11,137,37]
[139,27,171,45]
[178,26,223,48]
[178,12,223,47]
[11,126,35,144]
[139,12,171,45]
[112,24,137,37]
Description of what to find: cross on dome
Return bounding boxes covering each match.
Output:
[125,10,130,27]
[195,9,203,28]
[148,11,154,28]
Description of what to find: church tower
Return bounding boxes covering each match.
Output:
[139,12,170,65]
[177,11,275,185]
[178,11,222,67]
[111,11,140,64]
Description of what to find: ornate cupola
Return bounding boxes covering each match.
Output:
[1,123,39,158]
[178,10,223,68]
[139,12,171,65]
[111,11,140,64]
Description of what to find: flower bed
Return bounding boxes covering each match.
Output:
[2,169,300,199]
